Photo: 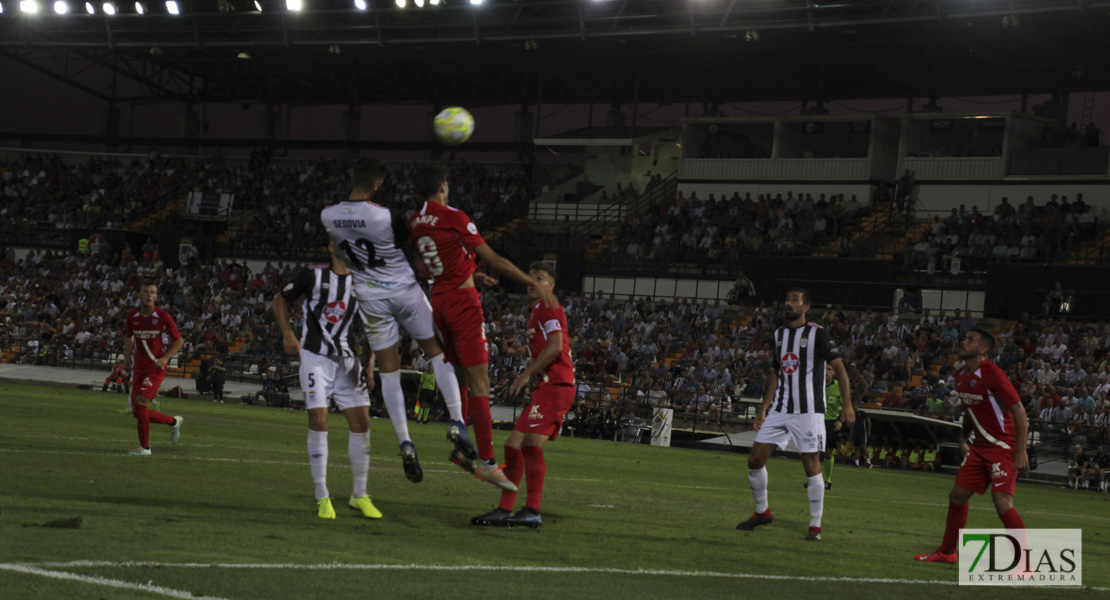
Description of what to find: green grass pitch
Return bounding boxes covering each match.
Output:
[0,382,1107,599]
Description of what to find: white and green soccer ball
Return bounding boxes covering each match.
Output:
[433,106,475,145]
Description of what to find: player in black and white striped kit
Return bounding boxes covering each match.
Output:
[272,243,382,521]
[737,287,855,542]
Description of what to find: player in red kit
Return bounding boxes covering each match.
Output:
[915,326,1029,563]
[408,165,554,491]
[470,262,574,528]
[123,280,185,456]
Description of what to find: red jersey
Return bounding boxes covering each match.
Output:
[408,201,485,295]
[525,300,575,386]
[954,360,1021,451]
[125,307,182,370]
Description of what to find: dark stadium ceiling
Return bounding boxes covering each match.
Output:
[3,0,1110,107]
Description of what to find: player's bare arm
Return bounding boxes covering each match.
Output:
[1011,401,1030,471]
[510,331,563,395]
[122,336,134,370]
[472,271,499,288]
[473,244,556,307]
[958,407,973,455]
[155,337,184,370]
[271,293,302,355]
[831,357,855,427]
[755,371,778,430]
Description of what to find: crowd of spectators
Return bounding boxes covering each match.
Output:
[902,194,1100,270]
[0,153,200,231]
[601,189,870,268]
[229,160,535,257]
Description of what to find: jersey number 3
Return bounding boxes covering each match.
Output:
[416,236,444,276]
[339,238,385,270]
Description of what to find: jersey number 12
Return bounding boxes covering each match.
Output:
[339,238,385,271]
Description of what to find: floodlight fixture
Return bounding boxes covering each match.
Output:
[20,0,39,13]
[165,0,177,14]
[134,1,144,14]
[286,0,301,11]
[102,1,116,12]
[85,1,94,12]
[395,0,404,6]
[53,0,67,13]
[353,0,365,9]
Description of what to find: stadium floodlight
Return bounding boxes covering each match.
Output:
[165,0,177,14]
[429,0,439,4]
[353,0,365,9]
[85,1,94,12]
[253,0,260,9]
[0,2,5,13]
[394,0,404,6]
[285,0,300,11]
[102,0,115,12]
[469,0,482,5]
[414,0,422,6]
[53,0,66,13]
[20,0,39,13]
[133,1,144,13]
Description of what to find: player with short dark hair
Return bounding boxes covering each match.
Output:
[323,156,479,487]
[123,280,184,456]
[408,166,554,493]
[914,327,1029,563]
[470,261,573,528]
[272,243,382,520]
[737,287,854,542]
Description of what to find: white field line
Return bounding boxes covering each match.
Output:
[824,494,1110,522]
[18,561,959,587]
[0,563,230,600]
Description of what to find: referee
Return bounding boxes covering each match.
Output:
[736,287,855,542]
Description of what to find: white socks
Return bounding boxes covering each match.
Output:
[749,466,769,513]
[349,431,370,499]
[807,473,825,527]
[379,370,411,445]
[430,353,466,423]
[307,430,329,501]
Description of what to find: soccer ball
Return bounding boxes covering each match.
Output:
[433,107,475,146]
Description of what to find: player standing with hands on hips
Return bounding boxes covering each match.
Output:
[123,280,184,456]
[273,243,384,520]
[915,327,1028,563]
[736,288,854,541]
[470,262,575,529]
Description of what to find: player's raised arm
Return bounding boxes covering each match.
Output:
[473,244,556,307]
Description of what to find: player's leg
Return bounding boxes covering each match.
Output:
[128,378,153,455]
[471,429,525,527]
[988,449,1023,528]
[374,343,423,484]
[302,352,336,519]
[915,451,978,562]
[737,434,778,530]
[822,420,837,487]
[337,358,381,519]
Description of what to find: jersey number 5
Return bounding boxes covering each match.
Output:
[416,236,444,276]
[339,238,385,270]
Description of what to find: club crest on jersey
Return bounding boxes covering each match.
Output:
[970,379,978,388]
[323,301,347,323]
[801,338,808,348]
[781,352,800,374]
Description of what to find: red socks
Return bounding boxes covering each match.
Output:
[1000,507,1025,529]
[132,403,174,449]
[522,446,546,512]
[468,395,494,462]
[498,446,524,511]
[941,502,970,553]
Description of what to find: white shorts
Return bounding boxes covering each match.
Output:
[299,349,370,411]
[354,282,435,351]
[754,411,825,454]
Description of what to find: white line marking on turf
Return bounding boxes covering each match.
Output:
[0,563,230,600]
[23,561,958,586]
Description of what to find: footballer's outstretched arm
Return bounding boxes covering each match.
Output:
[473,243,556,306]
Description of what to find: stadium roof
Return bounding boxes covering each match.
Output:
[2,0,1110,106]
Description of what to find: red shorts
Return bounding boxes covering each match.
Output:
[513,384,575,440]
[131,367,167,402]
[431,287,488,368]
[955,445,1017,496]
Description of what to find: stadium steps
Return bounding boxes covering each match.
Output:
[1061,227,1110,265]
[216,218,255,253]
[811,205,897,257]
[125,195,188,234]
[874,219,933,260]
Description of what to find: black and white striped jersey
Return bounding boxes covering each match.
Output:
[770,322,841,415]
[321,200,416,300]
[279,265,361,357]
